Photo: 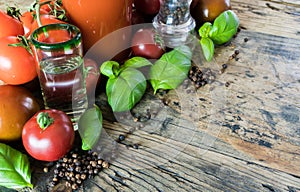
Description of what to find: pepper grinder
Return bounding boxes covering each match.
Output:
[153,0,196,48]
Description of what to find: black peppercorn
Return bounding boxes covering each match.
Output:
[118,134,125,142]
[90,161,97,167]
[102,161,109,169]
[71,183,78,190]
[80,174,87,180]
[133,144,139,149]
[75,166,81,173]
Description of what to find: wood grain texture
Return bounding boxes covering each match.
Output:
[0,0,299,191]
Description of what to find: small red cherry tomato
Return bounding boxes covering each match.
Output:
[29,14,66,36]
[22,109,75,161]
[131,28,165,59]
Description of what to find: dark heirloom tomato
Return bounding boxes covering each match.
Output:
[22,109,74,162]
[0,85,40,141]
[191,0,231,28]
[131,28,165,59]
[134,0,160,16]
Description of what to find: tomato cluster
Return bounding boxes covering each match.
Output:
[0,1,76,161]
[0,0,232,163]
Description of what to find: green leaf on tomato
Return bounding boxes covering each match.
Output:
[107,68,147,112]
[149,45,192,94]
[78,105,103,150]
[209,10,239,45]
[0,143,33,190]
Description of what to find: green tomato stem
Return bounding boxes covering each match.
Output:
[37,112,54,130]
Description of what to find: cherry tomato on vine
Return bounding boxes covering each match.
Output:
[0,85,40,142]
[134,0,160,16]
[29,14,66,35]
[22,109,75,161]
[131,28,165,59]
[20,9,48,37]
[0,10,24,38]
[0,36,37,85]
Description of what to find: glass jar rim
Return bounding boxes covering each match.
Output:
[30,23,81,50]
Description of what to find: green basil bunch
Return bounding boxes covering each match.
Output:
[100,45,192,112]
[199,10,240,61]
[0,143,32,190]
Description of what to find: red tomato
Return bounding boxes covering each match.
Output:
[0,10,24,38]
[20,10,49,37]
[0,36,37,85]
[29,14,65,36]
[84,58,100,98]
[134,0,160,15]
[22,109,75,161]
[131,28,165,59]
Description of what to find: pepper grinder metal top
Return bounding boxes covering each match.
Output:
[153,0,195,48]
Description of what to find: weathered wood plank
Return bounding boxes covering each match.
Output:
[231,0,300,40]
[0,0,299,191]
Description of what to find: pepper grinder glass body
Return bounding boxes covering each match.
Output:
[153,0,195,48]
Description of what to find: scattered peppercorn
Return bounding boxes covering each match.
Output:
[43,167,49,173]
[133,144,139,149]
[225,82,231,87]
[118,134,126,142]
[48,148,109,191]
[188,65,214,89]
[244,37,249,42]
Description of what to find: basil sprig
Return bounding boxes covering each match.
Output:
[149,45,192,94]
[199,10,240,61]
[78,105,103,150]
[101,57,152,112]
[0,143,33,190]
[100,46,192,112]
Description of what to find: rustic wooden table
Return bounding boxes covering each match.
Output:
[1,0,299,191]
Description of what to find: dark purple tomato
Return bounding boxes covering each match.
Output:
[131,28,165,59]
[134,0,160,16]
[191,0,231,28]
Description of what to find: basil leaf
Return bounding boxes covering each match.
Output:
[198,22,213,38]
[107,68,147,112]
[78,105,103,150]
[209,10,239,45]
[121,57,152,70]
[100,61,120,78]
[0,143,33,190]
[200,37,214,61]
[149,45,192,94]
